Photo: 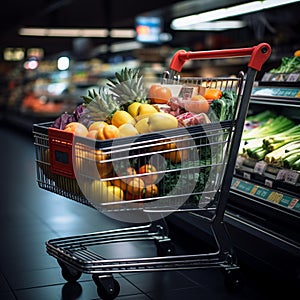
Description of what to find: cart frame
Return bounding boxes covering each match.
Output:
[33,43,271,299]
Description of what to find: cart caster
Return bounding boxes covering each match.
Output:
[57,260,82,282]
[61,281,83,298]
[222,268,242,292]
[155,239,176,256]
[92,274,120,300]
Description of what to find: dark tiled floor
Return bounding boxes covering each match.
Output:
[0,124,297,299]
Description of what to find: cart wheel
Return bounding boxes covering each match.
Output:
[57,260,82,282]
[61,281,83,298]
[93,274,120,300]
[223,268,242,291]
[156,240,176,256]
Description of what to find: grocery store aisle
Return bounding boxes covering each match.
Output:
[0,124,295,300]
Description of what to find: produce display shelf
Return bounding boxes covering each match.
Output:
[235,156,300,201]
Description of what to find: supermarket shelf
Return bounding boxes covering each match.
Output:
[235,158,300,201]
[167,206,300,284]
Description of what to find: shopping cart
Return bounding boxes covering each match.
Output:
[33,43,271,299]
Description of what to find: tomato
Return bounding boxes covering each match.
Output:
[111,167,136,191]
[148,84,172,104]
[138,164,158,185]
[143,184,159,198]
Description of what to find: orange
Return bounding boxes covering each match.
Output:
[148,84,172,104]
[204,88,222,100]
[138,164,158,185]
[97,124,120,140]
[294,50,300,57]
[86,130,98,139]
[75,147,112,179]
[163,141,189,163]
[64,122,88,137]
[143,184,159,198]
[88,121,108,132]
[126,178,145,198]
[164,149,188,164]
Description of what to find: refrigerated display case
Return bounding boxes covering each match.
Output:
[167,77,300,284]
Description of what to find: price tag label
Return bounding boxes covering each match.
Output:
[254,161,267,175]
[261,73,272,81]
[243,172,251,180]
[288,198,298,209]
[265,179,273,188]
[276,169,287,181]
[284,170,300,185]
[287,73,300,82]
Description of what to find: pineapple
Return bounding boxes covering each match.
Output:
[81,87,120,124]
[107,67,149,110]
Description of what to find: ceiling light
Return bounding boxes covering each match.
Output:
[110,41,142,53]
[19,28,109,37]
[110,29,136,38]
[175,20,246,31]
[19,28,136,38]
[171,0,300,29]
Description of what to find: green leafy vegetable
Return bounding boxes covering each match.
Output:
[208,90,238,122]
[270,56,300,74]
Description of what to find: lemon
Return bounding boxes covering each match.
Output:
[82,179,109,203]
[135,118,150,134]
[111,110,136,127]
[103,185,124,203]
[127,102,141,118]
[137,103,158,116]
[118,123,139,137]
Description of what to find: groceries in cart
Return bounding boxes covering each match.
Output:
[35,66,244,216]
[51,67,240,136]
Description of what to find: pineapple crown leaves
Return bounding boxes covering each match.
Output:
[106,67,149,107]
[81,87,120,122]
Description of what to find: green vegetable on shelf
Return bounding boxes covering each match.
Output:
[245,110,276,123]
[240,112,300,166]
[291,158,300,170]
[262,124,300,152]
[282,151,300,169]
[242,115,295,141]
[270,56,300,74]
[246,146,268,161]
[264,141,300,164]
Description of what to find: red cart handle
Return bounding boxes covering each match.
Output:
[169,43,271,72]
